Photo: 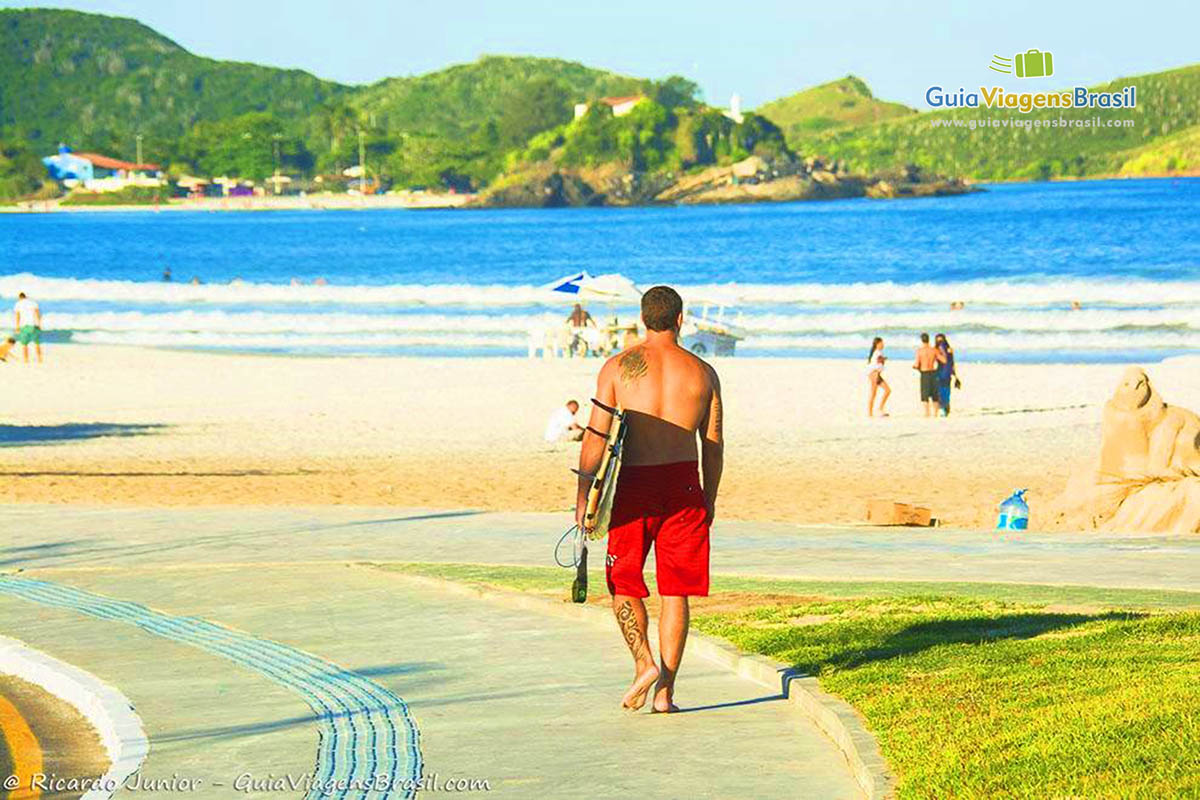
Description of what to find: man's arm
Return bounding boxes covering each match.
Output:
[575,358,618,526]
[699,368,724,524]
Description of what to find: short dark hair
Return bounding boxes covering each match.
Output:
[920,332,930,343]
[641,285,683,332]
[17,292,25,299]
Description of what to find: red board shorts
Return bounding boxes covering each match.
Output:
[605,461,710,598]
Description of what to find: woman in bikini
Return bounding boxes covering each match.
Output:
[867,336,890,417]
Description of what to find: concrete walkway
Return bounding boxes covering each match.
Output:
[2,503,1197,798]
[3,504,1197,591]
[0,563,860,799]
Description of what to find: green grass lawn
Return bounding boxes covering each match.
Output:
[381,563,1200,799]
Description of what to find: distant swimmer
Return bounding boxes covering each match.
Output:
[950,301,965,311]
[577,285,723,713]
[13,292,43,363]
[914,332,939,417]
[190,276,202,285]
[162,266,172,282]
[1071,300,1083,311]
[313,277,328,286]
[544,400,584,443]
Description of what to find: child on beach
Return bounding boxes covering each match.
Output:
[867,336,890,417]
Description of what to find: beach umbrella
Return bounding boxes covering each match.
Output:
[575,273,642,303]
[546,270,592,296]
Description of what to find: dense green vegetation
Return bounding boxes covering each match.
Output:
[384,562,1200,799]
[2,7,1197,201]
[0,139,47,198]
[1118,124,1200,175]
[786,65,1200,179]
[0,9,696,194]
[59,184,164,205]
[0,8,345,158]
[756,75,915,139]
[502,99,788,178]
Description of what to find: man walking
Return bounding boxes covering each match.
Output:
[576,286,723,713]
[913,332,939,416]
[13,292,42,363]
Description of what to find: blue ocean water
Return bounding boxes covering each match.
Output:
[1,177,1197,362]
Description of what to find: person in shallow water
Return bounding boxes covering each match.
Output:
[577,285,723,714]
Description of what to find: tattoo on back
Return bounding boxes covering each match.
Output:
[615,600,648,659]
[619,347,648,384]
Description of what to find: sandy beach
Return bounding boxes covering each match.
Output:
[0,345,1194,529]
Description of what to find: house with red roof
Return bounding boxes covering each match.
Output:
[42,145,163,192]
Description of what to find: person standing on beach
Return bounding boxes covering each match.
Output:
[913,332,939,416]
[13,292,43,363]
[867,336,890,417]
[577,285,723,714]
[934,333,959,416]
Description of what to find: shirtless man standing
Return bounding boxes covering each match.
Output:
[576,285,723,714]
[913,332,942,417]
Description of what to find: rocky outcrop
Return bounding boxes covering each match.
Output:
[481,165,604,208]
[478,157,976,208]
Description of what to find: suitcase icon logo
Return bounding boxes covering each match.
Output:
[989,49,1054,78]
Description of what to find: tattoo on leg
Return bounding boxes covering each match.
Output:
[616,600,647,660]
[619,347,648,384]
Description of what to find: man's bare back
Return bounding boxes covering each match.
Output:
[593,341,719,466]
[914,344,939,371]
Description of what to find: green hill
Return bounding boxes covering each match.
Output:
[756,75,915,140]
[0,9,659,192]
[1118,124,1200,175]
[791,64,1200,179]
[352,55,641,142]
[0,8,346,156]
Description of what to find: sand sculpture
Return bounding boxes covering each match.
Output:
[1054,367,1200,533]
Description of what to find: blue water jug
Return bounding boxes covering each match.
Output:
[997,490,1029,530]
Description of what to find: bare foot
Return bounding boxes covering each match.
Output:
[621,662,659,710]
[651,681,678,713]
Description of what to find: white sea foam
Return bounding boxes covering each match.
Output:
[745,331,1200,352]
[71,330,527,349]
[42,307,1197,338]
[5,273,1200,309]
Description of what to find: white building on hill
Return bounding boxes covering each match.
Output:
[573,95,646,119]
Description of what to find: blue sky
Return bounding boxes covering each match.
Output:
[5,0,1198,108]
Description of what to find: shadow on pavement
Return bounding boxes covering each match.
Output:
[676,693,784,714]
